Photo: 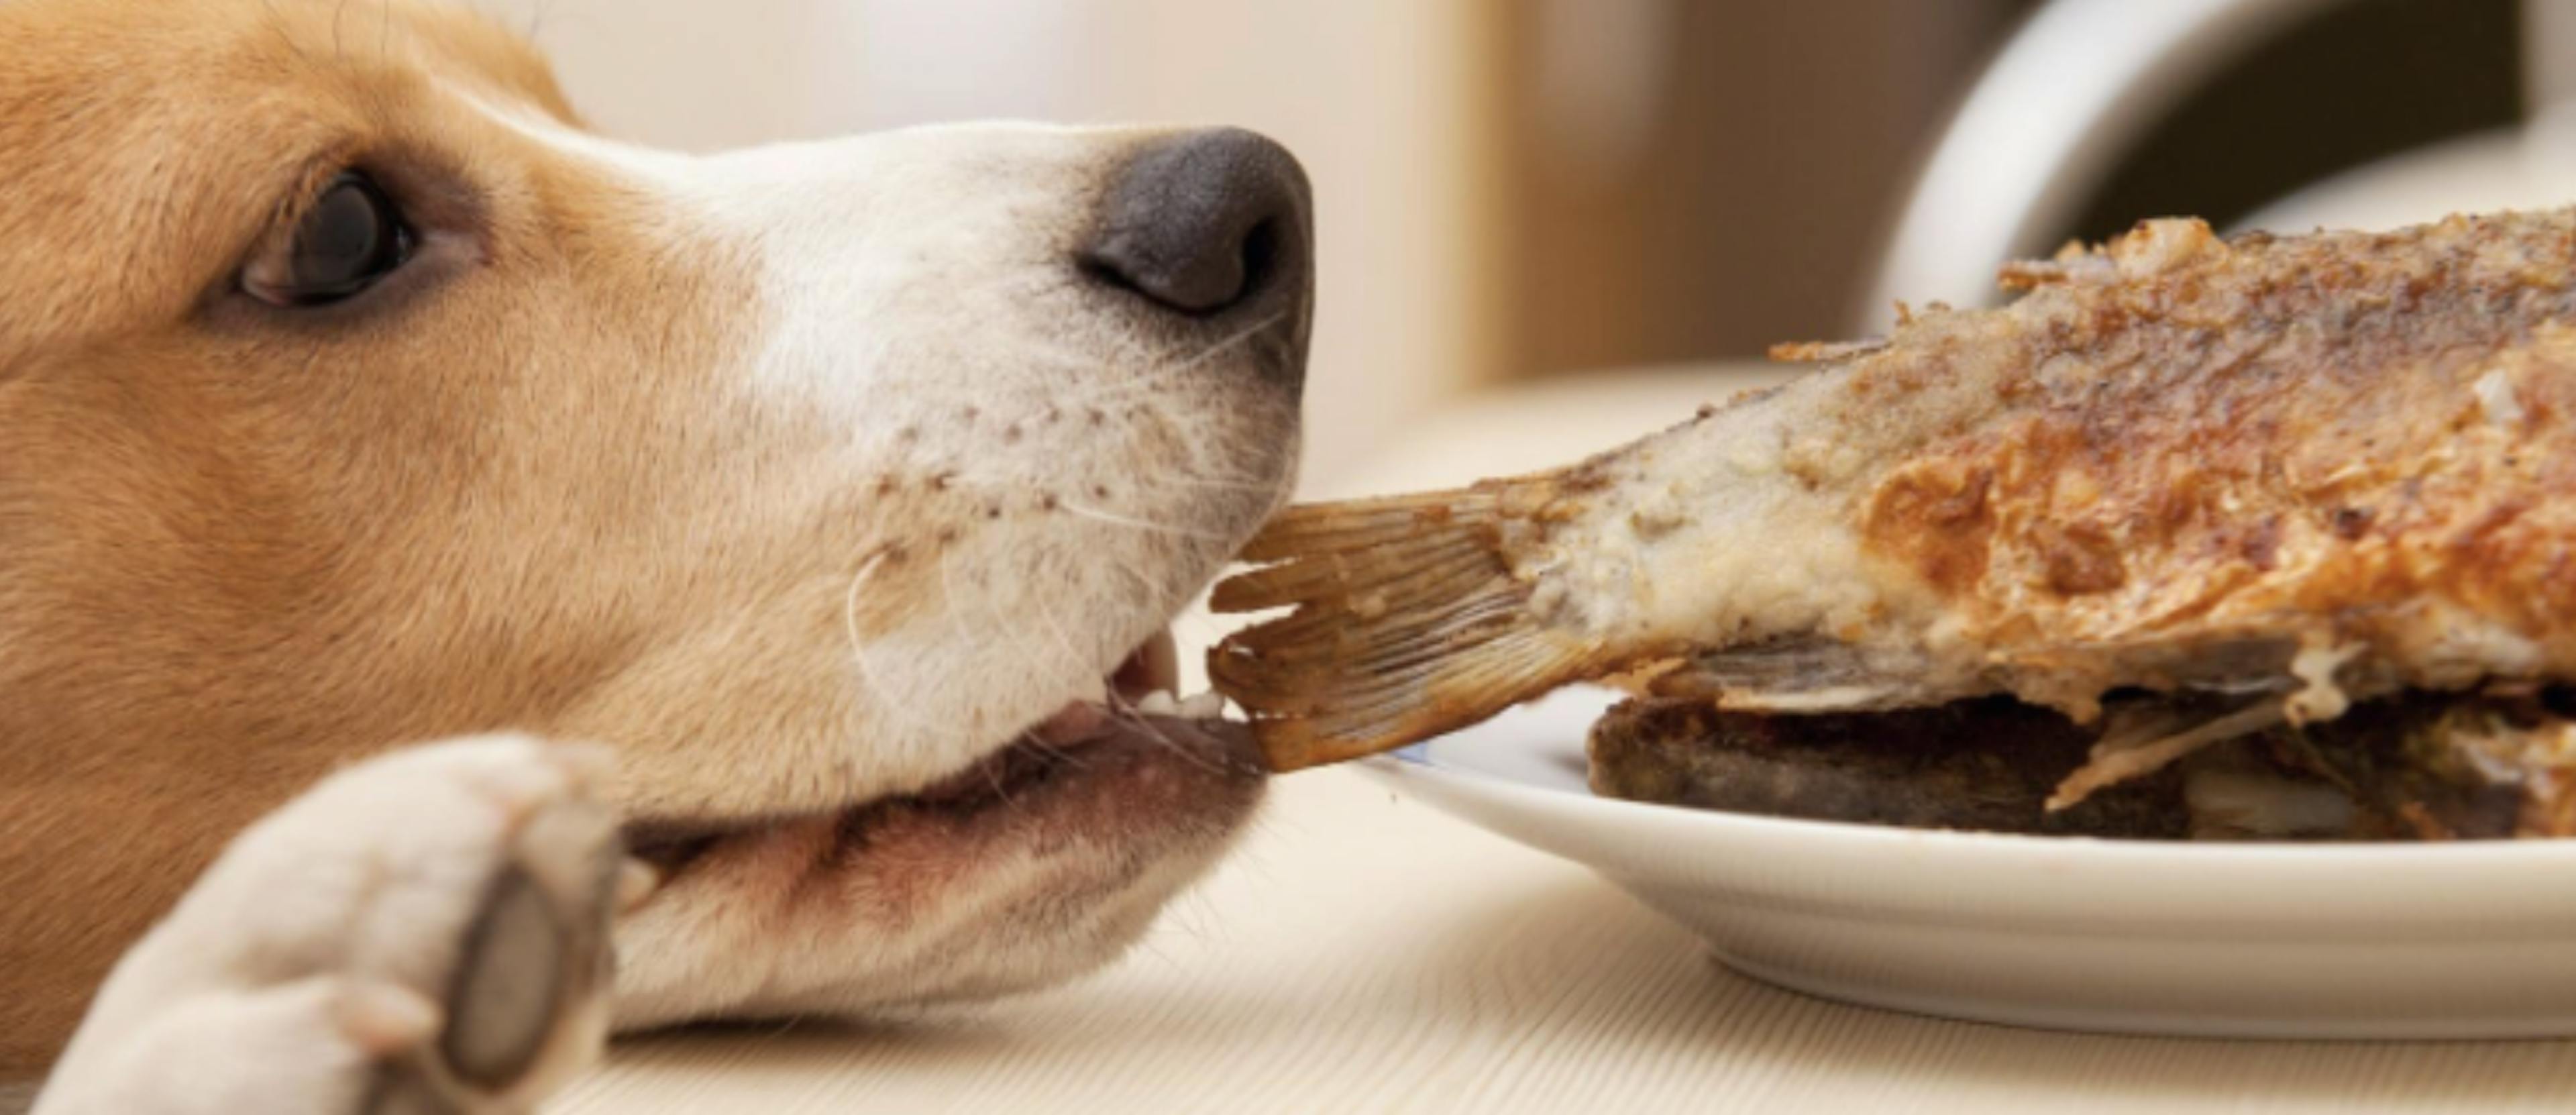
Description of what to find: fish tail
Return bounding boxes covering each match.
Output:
[1209,479,1607,771]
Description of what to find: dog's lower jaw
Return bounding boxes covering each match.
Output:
[623,799,1252,1029]
[602,706,1266,1031]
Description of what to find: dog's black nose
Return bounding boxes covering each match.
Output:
[1083,128,1311,317]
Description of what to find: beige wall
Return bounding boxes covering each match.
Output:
[474,0,1501,490]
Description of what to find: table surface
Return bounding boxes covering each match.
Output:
[553,368,2576,1114]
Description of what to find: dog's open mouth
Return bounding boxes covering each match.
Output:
[625,629,1259,875]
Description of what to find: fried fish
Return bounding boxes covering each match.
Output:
[1211,210,2576,815]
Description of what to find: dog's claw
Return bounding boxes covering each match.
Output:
[615,859,661,912]
[337,982,443,1058]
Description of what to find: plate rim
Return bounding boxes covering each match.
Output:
[1355,691,2576,1037]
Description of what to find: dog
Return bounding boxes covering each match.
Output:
[3,0,1310,1110]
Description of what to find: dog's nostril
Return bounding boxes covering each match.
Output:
[1081,127,1311,317]
[1238,218,1281,300]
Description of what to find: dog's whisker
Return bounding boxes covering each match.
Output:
[1143,308,1289,376]
[843,548,938,753]
[1016,729,1091,771]
[1056,499,1240,544]
[757,1015,808,1046]
[1120,395,1261,486]
[1142,474,1281,495]
[1105,313,1287,404]
[1099,548,1189,615]
[926,549,1067,802]
[932,540,988,644]
[1135,440,1283,489]
[1101,693,1232,777]
[1136,393,1298,491]
[1126,933,1186,973]
[1042,309,1289,411]
[934,547,1063,798]
[1152,419,1284,480]
[1021,598,1110,773]
[890,279,1278,411]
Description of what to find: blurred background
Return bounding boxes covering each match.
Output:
[482,0,2576,490]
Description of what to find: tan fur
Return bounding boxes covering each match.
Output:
[2,0,1302,1072]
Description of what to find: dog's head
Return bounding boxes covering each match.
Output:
[0,0,1307,1051]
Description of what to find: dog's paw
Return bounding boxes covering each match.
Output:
[34,736,646,1115]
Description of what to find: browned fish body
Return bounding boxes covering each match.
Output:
[1214,211,2576,792]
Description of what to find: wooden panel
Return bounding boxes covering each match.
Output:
[1491,1,2031,377]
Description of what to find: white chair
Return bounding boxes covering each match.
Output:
[1857,0,2576,332]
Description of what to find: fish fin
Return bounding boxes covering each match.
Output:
[1650,638,1914,711]
[1210,483,1607,771]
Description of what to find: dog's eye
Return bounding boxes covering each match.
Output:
[245,172,413,307]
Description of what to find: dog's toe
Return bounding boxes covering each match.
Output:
[371,745,627,1113]
[37,738,635,1115]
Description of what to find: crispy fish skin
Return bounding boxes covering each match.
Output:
[1215,211,2576,772]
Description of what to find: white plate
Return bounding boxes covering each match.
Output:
[1359,686,2576,1039]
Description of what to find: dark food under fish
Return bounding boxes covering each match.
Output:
[1589,687,2576,839]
